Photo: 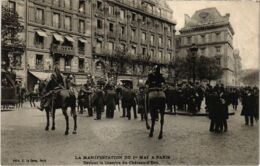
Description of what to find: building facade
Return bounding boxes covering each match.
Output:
[233,49,242,86]
[176,8,239,86]
[2,0,92,90]
[90,0,177,86]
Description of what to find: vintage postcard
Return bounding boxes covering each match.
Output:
[1,0,259,165]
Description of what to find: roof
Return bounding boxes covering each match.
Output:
[181,7,234,34]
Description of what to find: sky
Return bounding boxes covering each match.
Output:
[166,0,260,70]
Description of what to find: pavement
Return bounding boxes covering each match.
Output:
[1,102,259,165]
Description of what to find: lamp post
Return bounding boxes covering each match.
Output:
[189,43,198,84]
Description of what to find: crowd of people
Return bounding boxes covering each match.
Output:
[5,65,258,134]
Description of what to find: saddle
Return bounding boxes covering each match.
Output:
[148,87,166,99]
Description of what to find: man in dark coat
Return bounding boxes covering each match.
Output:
[207,86,219,132]
[105,84,117,118]
[92,84,105,120]
[165,84,178,114]
[137,85,146,121]
[123,83,137,120]
[241,88,256,126]
[219,87,229,132]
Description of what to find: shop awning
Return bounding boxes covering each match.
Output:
[79,38,87,43]
[53,33,64,43]
[65,36,74,43]
[29,71,51,81]
[36,30,48,37]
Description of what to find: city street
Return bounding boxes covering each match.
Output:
[1,102,259,165]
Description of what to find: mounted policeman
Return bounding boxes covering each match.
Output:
[144,65,166,139]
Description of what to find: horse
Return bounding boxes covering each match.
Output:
[42,78,77,135]
[25,91,38,107]
[144,88,166,139]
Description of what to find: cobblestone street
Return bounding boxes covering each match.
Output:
[1,102,259,165]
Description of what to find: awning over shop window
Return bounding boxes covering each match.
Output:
[29,71,51,81]
[79,38,87,43]
[53,33,64,43]
[65,36,74,43]
[36,30,47,37]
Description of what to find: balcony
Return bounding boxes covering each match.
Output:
[51,44,74,55]
[95,29,104,36]
[35,43,44,49]
[35,64,44,71]
[107,32,116,39]
[131,21,139,27]
[78,68,85,73]
[35,19,44,25]
[95,10,104,17]
[64,66,71,72]
[119,34,127,41]
[78,48,85,55]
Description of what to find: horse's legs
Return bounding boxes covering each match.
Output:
[149,109,156,137]
[51,109,56,130]
[158,109,165,139]
[45,109,50,131]
[71,107,77,134]
[62,108,69,135]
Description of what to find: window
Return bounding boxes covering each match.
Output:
[131,29,136,40]
[79,0,85,13]
[120,26,125,35]
[97,1,103,10]
[142,32,146,42]
[53,0,60,6]
[108,42,114,53]
[108,5,114,15]
[132,13,136,21]
[142,47,147,55]
[150,49,154,59]
[36,54,43,66]
[9,1,16,12]
[109,23,114,32]
[187,37,191,44]
[64,0,71,9]
[79,58,85,72]
[120,43,125,51]
[78,41,85,54]
[120,9,125,20]
[79,20,85,33]
[168,39,171,48]
[13,54,21,68]
[53,13,60,28]
[131,46,136,55]
[216,46,221,53]
[216,32,220,40]
[159,36,162,46]
[158,51,162,60]
[167,53,171,61]
[36,8,44,24]
[201,35,205,43]
[97,19,102,29]
[200,48,205,55]
[65,58,71,71]
[35,32,44,48]
[65,16,71,31]
[150,35,154,45]
[96,40,102,53]
[142,16,146,24]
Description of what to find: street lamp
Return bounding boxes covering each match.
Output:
[189,43,198,84]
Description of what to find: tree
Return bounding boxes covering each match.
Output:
[196,56,223,83]
[171,55,223,83]
[1,6,25,69]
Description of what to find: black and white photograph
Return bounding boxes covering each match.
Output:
[1,0,259,165]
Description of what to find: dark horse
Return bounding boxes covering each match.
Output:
[144,88,166,139]
[42,79,77,135]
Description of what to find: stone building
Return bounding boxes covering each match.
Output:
[2,0,92,90]
[233,49,242,86]
[176,7,239,86]
[90,0,177,86]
